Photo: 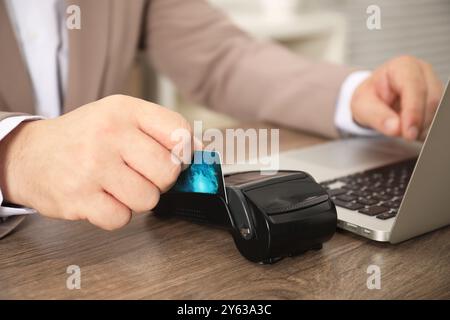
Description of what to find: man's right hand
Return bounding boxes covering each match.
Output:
[0,95,193,230]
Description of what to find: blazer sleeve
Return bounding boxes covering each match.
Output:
[144,0,354,138]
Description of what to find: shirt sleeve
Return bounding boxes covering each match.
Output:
[335,70,380,136]
[0,115,42,217]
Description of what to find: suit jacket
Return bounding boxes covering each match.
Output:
[0,0,353,236]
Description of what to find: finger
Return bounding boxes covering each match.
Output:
[127,97,194,153]
[374,69,397,107]
[84,192,132,231]
[419,60,444,137]
[193,136,204,151]
[180,136,204,172]
[387,57,427,140]
[100,161,161,213]
[119,129,182,193]
[354,92,401,136]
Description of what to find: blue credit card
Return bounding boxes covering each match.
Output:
[169,151,227,202]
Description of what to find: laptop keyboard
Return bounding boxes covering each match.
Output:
[320,158,417,220]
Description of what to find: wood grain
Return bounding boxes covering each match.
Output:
[1,124,449,299]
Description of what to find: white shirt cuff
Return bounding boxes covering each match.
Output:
[0,115,42,217]
[335,71,380,136]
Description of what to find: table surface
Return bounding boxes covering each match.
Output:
[1,123,449,299]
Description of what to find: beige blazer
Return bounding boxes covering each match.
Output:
[0,0,352,236]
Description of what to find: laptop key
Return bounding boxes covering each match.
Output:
[389,209,398,215]
[357,198,379,206]
[359,206,389,216]
[350,190,371,197]
[376,212,396,220]
[382,201,401,209]
[369,187,385,193]
[337,194,357,202]
[333,200,364,211]
[327,188,346,197]
[387,189,404,197]
[372,194,392,201]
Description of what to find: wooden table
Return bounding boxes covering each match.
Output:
[1,124,449,299]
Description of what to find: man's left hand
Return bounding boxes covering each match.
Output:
[351,55,444,141]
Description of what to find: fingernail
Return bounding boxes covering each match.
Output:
[407,126,419,140]
[384,117,399,134]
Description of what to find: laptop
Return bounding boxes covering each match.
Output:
[224,81,450,243]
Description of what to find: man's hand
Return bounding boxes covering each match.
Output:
[351,56,444,140]
[0,95,193,230]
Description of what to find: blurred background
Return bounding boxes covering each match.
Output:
[129,0,450,129]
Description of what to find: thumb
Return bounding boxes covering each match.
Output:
[354,92,401,136]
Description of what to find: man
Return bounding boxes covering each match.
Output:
[0,0,443,236]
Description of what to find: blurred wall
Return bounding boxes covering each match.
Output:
[307,0,450,80]
[211,0,450,80]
